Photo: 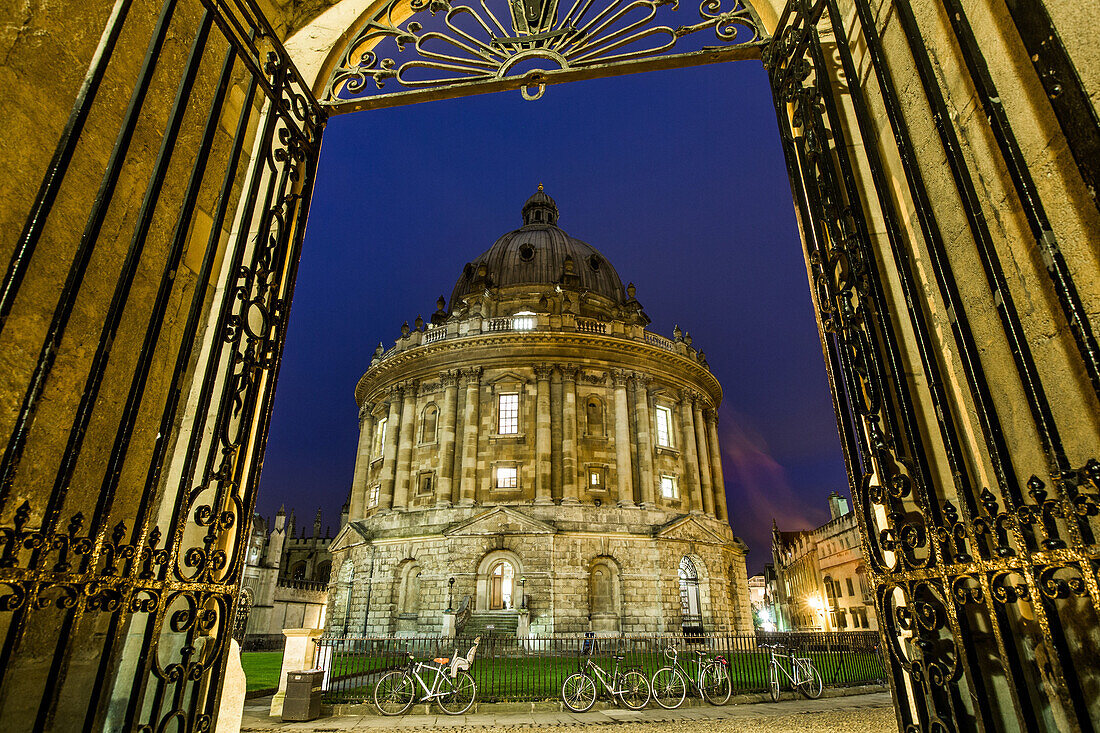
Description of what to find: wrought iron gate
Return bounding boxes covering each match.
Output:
[0,0,323,728]
[766,0,1099,731]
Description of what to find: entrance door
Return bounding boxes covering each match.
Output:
[489,561,514,609]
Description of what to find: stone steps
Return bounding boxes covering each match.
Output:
[462,611,519,637]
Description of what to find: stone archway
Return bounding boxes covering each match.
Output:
[2,0,1098,729]
[475,550,524,611]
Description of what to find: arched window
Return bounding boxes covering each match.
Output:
[678,557,702,631]
[585,397,604,436]
[421,404,438,443]
[315,561,331,584]
[399,563,422,616]
[291,561,307,580]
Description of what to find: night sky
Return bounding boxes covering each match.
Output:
[255,59,848,575]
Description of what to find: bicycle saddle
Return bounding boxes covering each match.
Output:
[434,657,450,664]
[613,655,624,660]
[693,650,707,656]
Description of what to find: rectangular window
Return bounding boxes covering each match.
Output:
[589,470,603,489]
[369,484,380,507]
[498,393,519,434]
[846,578,855,596]
[497,466,517,489]
[655,406,673,447]
[418,473,433,496]
[373,418,387,457]
[660,475,678,499]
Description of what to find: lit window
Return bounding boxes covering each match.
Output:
[655,406,673,447]
[369,484,380,506]
[497,467,517,489]
[498,393,519,434]
[589,470,602,488]
[660,475,678,498]
[373,418,388,457]
[512,311,536,331]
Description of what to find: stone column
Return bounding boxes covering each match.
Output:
[436,370,459,506]
[706,409,728,522]
[458,367,481,505]
[378,385,403,511]
[535,363,553,504]
[612,369,635,506]
[693,399,715,517]
[678,390,703,513]
[560,364,579,504]
[632,373,655,508]
[392,380,418,509]
[348,403,375,520]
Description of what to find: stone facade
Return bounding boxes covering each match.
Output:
[770,493,877,632]
[328,190,752,636]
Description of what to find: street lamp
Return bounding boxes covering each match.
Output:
[447,576,455,611]
[518,576,526,610]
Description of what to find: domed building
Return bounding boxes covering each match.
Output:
[327,188,752,636]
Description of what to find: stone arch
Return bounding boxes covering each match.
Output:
[584,395,605,437]
[394,558,423,634]
[420,402,439,443]
[290,561,308,580]
[588,556,621,632]
[316,560,332,584]
[475,549,524,611]
[678,555,707,632]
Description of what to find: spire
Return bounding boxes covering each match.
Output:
[522,184,558,226]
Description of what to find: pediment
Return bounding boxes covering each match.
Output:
[329,521,371,552]
[444,506,557,536]
[656,515,726,545]
[486,371,529,386]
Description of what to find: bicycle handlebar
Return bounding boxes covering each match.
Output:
[664,646,678,661]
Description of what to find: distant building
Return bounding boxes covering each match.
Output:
[238,503,345,644]
[770,492,876,632]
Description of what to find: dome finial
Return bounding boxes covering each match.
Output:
[538,182,543,191]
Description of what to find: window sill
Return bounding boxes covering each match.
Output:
[370,457,384,468]
[490,433,526,442]
[655,446,679,457]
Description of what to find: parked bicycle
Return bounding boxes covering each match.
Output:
[650,645,732,708]
[374,637,480,715]
[760,643,822,701]
[561,653,651,712]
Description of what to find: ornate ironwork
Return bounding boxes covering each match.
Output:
[766,0,1100,730]
[322,0,766,110]
[0,0,323,728]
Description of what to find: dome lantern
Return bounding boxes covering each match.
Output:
[521,183,559,226]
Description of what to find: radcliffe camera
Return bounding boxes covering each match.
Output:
[1,0,1097,731]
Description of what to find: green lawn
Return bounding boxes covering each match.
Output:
[323,650,884,703]
[241,651,284,692]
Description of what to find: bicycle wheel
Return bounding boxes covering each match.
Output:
[701,662,732,705]
[650,667,687,709]
[796,663,823,699]
[768,663,780,703]
[562,672,597,712]
[374,670,416,715]
[617,670,650,710]
[437,670,477,715]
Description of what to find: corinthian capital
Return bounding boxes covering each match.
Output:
[358,402,374,425]
[611,369,630,388]
[534,363,554,381]
[678,388,696,405]
[386,383,405,400]
[631,372,651,390]
[704,407,719,425]
[439,370,459,388]
[461,366,483,384]
[559,363,578,381]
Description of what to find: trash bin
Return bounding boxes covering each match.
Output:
[282,669,324,722]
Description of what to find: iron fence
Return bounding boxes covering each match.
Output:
[314,631,884,704]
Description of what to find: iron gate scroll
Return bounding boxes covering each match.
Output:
[766,1,1100,731]
[0,0,324,729]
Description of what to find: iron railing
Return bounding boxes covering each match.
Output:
[314,631,884,704]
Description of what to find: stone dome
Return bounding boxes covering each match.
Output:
[450,186,627,307]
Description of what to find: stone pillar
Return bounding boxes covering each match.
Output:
[706,409,728,522]
[678,390,703,513]
[535,363,553,504]
[458,367,481,505]
[269,628,323,717]
[693,400,715,517]
[612,369,635,506]
[347,403,374,520]
[393,380,418,509]
[436,370,459,506]
[632,373,655,508]
[560,364,579,504]
[378,385,403,511]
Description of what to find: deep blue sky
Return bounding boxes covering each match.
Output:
[256,60,847,575]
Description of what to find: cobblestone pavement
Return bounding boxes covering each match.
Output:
[240,692,895,732]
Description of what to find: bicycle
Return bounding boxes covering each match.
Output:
[374,637,480,715]
[650,645,732,708]
[760,643,822,701]
[561,653,651,712]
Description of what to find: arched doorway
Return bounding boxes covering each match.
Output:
[488,560,515,610]
[678,557,703,632]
